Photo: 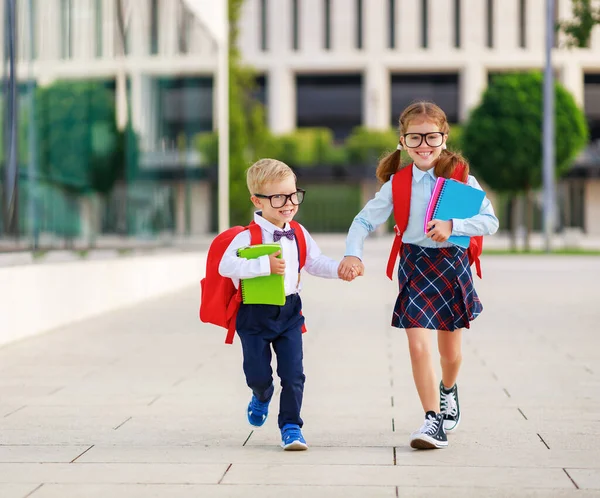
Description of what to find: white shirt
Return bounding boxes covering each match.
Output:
[219,212,340,296]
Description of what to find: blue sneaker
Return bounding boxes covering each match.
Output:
[247,395,270,427]
[280,423,308,451]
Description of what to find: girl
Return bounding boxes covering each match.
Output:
[339,101,499,449]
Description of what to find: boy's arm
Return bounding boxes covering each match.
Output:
[300,226,342,279]
[218,231,271,280]
[451,176,499,237]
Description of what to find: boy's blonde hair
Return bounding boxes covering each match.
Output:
[246,158,297,195]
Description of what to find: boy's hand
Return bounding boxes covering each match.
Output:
[338,256,364,282]
[426,219,453,242]
[269,251,286,275]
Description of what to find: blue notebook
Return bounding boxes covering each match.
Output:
[424,178,486,248]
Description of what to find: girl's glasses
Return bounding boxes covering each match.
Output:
[254,189,306,208]
[403,132,445,148]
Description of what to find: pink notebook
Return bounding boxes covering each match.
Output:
[424,177,446,233]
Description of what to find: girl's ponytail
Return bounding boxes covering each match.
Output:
[434,149,469,181]
[376,149,402,183]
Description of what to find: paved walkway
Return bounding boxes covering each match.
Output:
[1,236,599,497]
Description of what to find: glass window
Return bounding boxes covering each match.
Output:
[61,0,73,59]
[390,73,459,125]
[292,0,299,50]
[454,0,460,48]
[519,0,526,48]
[150,0,159,55]
[388,0,396,49]
[584,74,600,141]
[486,0,494,48]
[296,74,363,141]
[421,0,428,48]
[324,0,331,50]
[95,0,103,58]
[260,0,268,51]
[356,0,363,49]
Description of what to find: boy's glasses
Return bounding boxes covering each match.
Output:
[403,132,445,148]
[254,189,306,208]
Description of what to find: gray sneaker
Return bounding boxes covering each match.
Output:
[440,381,461,433]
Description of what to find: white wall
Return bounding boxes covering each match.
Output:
[0,252,206,347]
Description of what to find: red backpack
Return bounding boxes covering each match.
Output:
[386,163,483,281]
[199,220,307,344]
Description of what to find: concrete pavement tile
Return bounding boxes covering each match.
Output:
[222,463,574,488]
[0,484,42,498]
[564,468,600,490]
[30,483,397,497]
[77,445,393,465]
[396,488,596,497]
[0,463,228,484]
[0,445,90,463]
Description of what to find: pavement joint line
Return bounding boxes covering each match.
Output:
[563,468,580,489]
[171,377,187,387]
[23,483,44,498]
[517,408,528,420]
[390,395,394,407]
[503,388,511,398]
[391,418,395,432]
[70,444,95,463]
[491,372,498,381]
[147,395,161,406]
[217,463,233,484]
[584,365,594,375]
[537,433,551,449]
[393,447,397,465]
[3,405,26,418]
[113,416,132,430]
[395,486,399,497]
[47,387,64,395]
[242,431,254,446]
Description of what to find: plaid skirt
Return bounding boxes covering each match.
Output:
[392,244,482,331]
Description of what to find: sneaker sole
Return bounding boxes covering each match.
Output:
[282,441,308,451]
[410,435,448,449]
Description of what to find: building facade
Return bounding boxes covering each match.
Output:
[3,0,600,236]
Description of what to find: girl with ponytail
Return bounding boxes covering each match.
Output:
[339,101,499,450]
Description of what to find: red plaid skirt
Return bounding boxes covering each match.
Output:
[392,244,482,331]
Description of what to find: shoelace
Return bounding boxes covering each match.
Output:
[418,415,440,436]
[282,426,302,443]
[250,397,268,415]
[440,390,458,417]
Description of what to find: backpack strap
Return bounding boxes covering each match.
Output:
[290,221,306,271]
[225,222,264,345]
[386,165,413,280]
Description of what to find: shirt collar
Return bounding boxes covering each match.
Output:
[253,211,288,233]
[412,163,437,183]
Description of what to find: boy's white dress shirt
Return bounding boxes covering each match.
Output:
[219,212,340,296]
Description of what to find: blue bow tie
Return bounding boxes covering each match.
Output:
[273,227,295,242]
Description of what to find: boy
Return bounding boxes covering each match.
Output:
[219,158,356,450]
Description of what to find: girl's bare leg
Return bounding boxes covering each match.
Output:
[437,328,463,389]
[405,328,438,413]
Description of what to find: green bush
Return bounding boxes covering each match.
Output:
[195,132,218,166]
[294,184,361,232]
[345,127,398,165]
[274,128,337,167]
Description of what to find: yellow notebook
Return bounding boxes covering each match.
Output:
[237,244,286,305]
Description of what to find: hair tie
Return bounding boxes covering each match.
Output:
[396,143,403,151]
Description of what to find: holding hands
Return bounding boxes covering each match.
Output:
[338,256,364,282]
[426,219,453,243]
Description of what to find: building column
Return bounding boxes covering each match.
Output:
[364,63,390,130]
[459,63,487,122]
[269,66,295,134]
[561,62,584,108]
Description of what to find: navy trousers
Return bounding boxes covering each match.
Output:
[236,294,306,429]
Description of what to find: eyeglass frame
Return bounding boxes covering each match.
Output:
[253,189,306,208]
[402,132,446,148]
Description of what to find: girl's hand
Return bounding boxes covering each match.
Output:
[269,251,286,275]
[426,219,453,242]
[338,256,364,281]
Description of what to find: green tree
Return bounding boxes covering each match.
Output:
[35,81,128,195]
[462,71,588,250]
[557,0,600,48]
[228,0,273,226]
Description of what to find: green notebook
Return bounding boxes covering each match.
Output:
[237,243,286,305]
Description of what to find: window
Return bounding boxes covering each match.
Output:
[296,74,363,141]
[324,0,331,50]
[486,0,494,48]
[553,0,560,48]
[584,73,600,141]
[177,1,193,54]
[150,0,159,55]
[519,0,526,48]
[61,0,73,59]
[454,0,461,48]
[388,0,396,49]
[260,0,268,51]
[95,0,103,58]
[421,0,428,48]
[390,74,459,125]
[292,0,299,50]
[356,0,363,49]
